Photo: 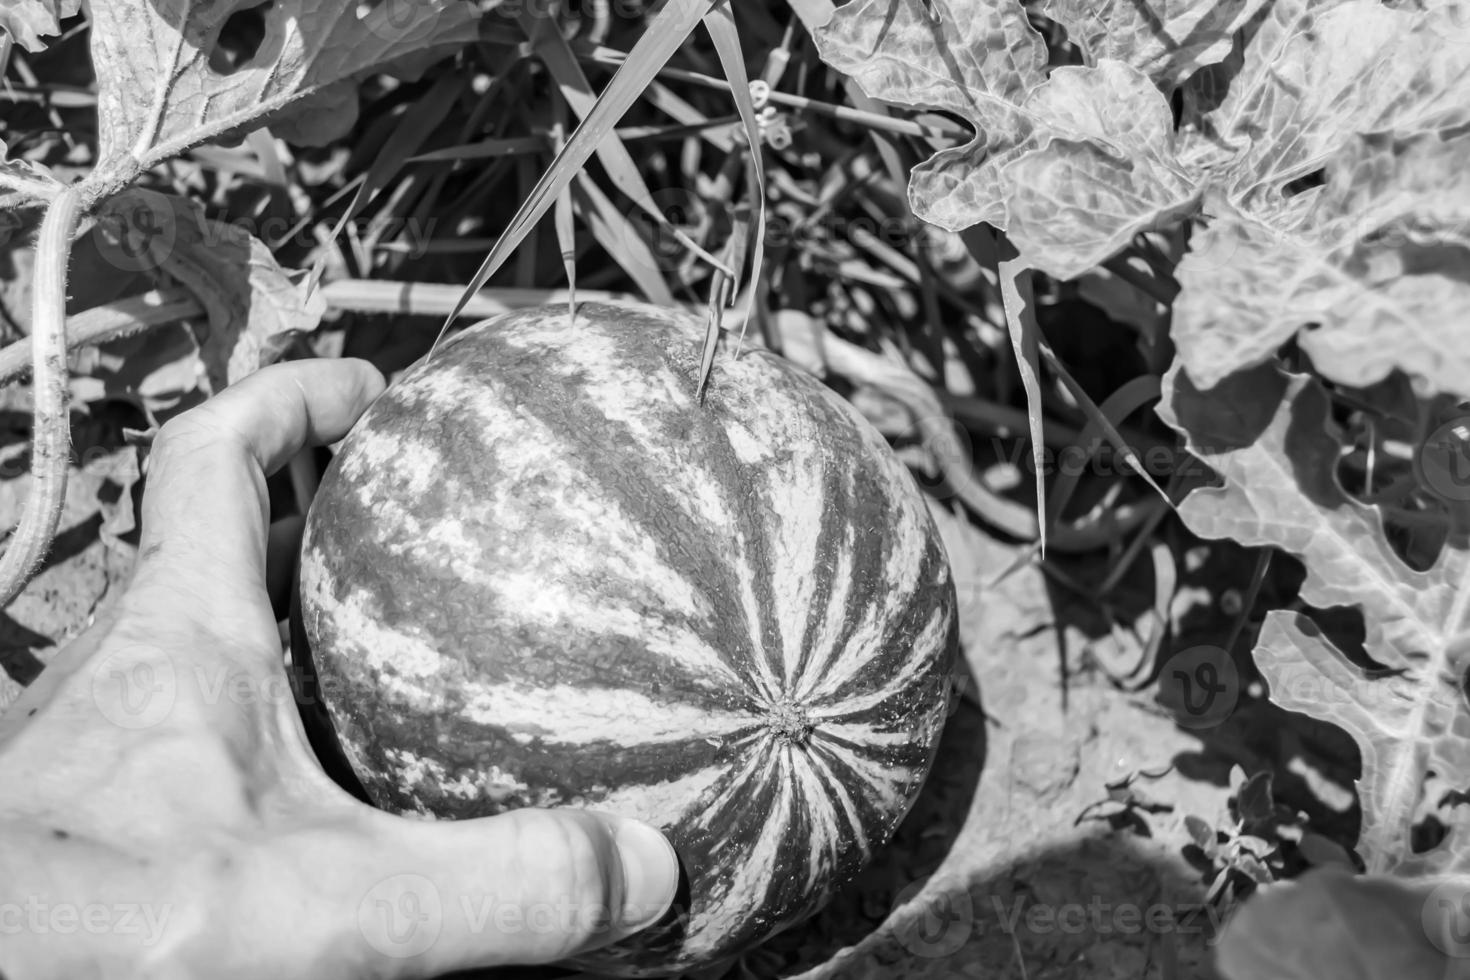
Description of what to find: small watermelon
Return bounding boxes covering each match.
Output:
[293,302,957,975]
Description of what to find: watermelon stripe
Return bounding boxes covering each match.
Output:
[457,681,761,746]
[426,326,776,702]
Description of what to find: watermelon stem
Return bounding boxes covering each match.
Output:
[766,698,814,745]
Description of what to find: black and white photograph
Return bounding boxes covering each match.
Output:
[1,1,1469,977]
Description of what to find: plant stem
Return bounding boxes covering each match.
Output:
[0,183,86,607]
[0,290,202,385]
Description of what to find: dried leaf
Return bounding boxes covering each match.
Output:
[97,190,324,392]
[88,0,482,173]
[1159,362,1470,876]
[0,0,78,53]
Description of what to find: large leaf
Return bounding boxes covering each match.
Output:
[0,0,78,53]
[815,0,1200,279]
[813,0,1040,234]
[815,0,1470,395]
[1187,0,1470,216]
[1037,0,1268,86]
[1158,362,1470,876]
[87,0,483,173]
[1175,130,1470,395]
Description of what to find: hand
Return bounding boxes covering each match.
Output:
[0,360,679,980]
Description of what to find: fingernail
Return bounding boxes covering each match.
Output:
[613,819,680,931]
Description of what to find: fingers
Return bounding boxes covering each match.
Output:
[124,360,385,629]
[251,808,680,977]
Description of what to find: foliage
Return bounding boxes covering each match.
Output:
[4,0,1470,976]
[812,0,1470,970]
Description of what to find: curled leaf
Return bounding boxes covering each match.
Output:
[97,190,324,392]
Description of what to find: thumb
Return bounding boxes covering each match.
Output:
[265,807,682,976]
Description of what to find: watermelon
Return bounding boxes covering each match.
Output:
[293,302,958,976]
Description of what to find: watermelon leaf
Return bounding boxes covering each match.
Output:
[813,0,1470,395]
[814,0,1197,279]
[87,0,482,177]
[1158,362,1470,877]
[1036,0,1267,85]
[0,0,78,53]
[1174,130,1470,398]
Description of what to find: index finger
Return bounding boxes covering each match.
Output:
[126,359,386,628]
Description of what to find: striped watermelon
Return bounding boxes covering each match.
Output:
[294,302,957,975]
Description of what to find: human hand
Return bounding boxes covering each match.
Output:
[0,360,679,980]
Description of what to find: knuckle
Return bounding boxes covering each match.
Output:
[508,810,620,949]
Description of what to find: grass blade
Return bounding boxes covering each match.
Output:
[433,0,719,347]
[997,233,1047,555]
[572,171,675,306]
[700,3,767,395]
[551,99,577,319]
